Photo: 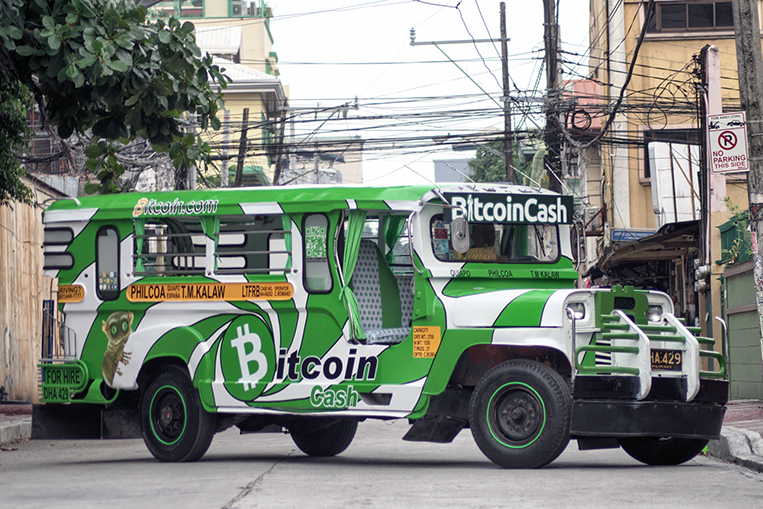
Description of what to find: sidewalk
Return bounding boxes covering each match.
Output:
[705,399,763,472]
[2,400,763,469]
[0,403,32,447]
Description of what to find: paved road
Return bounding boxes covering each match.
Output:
[2,419,762,509]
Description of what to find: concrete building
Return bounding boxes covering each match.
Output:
[148,0,287,186]
[280,136,364,185]
[434,158,470,183]
[149,0,278,76]
[577,1,759,387]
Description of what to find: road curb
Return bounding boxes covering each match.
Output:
[706,426,763,472]
[0,417,31,446]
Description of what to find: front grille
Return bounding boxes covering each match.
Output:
[613,297,635,310]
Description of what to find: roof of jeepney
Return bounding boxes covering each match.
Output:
[43,183,560,221]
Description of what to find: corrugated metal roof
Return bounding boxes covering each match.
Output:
[195,25,241,55]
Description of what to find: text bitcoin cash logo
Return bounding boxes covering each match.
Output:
[220,317,379,403]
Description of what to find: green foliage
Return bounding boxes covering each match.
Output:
[467,140,540,186]
[468,141,506,182]
[200,166,236,188]
[721,196,752,266]
[0,76,33,206]
[0,0,230,195]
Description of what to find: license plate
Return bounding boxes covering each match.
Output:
[651,349,682,371]
[40,364,86,402]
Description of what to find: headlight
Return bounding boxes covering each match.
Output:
[567,302,585,320]
[647,305,663,322]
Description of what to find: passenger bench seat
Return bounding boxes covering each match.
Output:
[350,240,412,344]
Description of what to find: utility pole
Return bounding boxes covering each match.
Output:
[731,0,763,367]
[410,28,509,181]
[221,109,230,187]
[272,99,288,185]
[233,108,249,187]
[543,0,562,193]
[500,2,513,183]
[698,44,729,363]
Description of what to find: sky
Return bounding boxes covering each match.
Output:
[266,0,591,185]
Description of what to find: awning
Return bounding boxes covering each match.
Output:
[195,26,242,55]
[585,220,699,288]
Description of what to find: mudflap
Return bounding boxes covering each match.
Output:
[32,404,141,440]
[403,388,470,443]
[569,399,726,440]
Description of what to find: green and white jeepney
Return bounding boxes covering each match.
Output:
[37,183,727,468]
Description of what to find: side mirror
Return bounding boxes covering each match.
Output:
[451,218,470,253]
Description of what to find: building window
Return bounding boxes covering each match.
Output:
[643,129,699,179]
[647,2,733,33]
[230,1,269,17]
[151,0,204,19]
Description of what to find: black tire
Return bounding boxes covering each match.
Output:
[618,437,709,466]
[290,418,358,457]
[469,359,571,468]
[140,366,216,462]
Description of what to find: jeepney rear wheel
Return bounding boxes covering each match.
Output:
[469,359,571,468]
[618,437,709,466]
[140,366,216,462]
[290,418,358,457]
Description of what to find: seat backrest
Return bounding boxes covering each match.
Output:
[351,240,402,331]
[396,275,414,327]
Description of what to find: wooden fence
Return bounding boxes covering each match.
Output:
[1,176,64,403]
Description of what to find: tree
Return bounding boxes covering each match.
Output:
[0,0,229,196]
[467,140,542,186]
[0,75,33,206]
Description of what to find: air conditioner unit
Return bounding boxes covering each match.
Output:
[231,1,243,16]
[584,205,604,235]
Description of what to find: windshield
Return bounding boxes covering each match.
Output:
[430,214,559,263]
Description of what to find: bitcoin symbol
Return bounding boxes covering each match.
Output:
[230,323,268,391]
[133,197,148,218]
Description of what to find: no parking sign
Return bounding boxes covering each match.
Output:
[708,112,749,173]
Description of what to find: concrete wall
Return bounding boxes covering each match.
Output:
[0,177,61,403]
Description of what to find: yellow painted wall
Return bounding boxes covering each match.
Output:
[203,91,275,182]
[589,0,759,350]
[587,0,752,230]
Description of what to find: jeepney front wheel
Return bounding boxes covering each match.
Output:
[290,418,358,457]
[618,437,709,466]
[469,359,571,468]
[140,366,216,462]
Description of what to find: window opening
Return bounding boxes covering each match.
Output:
[150,0,204,19]
[44,228,73,245]
[359,215,413,274]
[216,214,289,275]
[304,214,332,292]
[647,2,732,33]
[643,130,699,179]
[43,227,75,270]
[430,214,559,263]
[133,218,205,276]
[97,227,120,300]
